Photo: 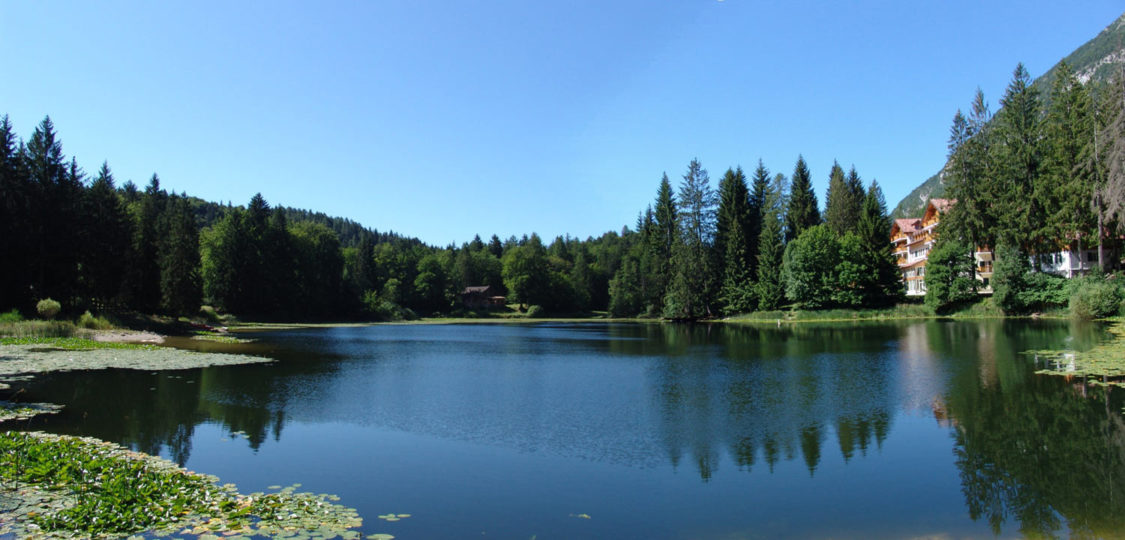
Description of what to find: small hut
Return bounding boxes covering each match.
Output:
[461,285,505,309]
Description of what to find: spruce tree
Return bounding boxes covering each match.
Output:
[715,167,750,274]
[1043,61,1095,255]
[994,63,1044,253]
[158,195,202,315]
[649,173,678,311]
[129,175,167,312]
[663,159,717,319]
[823,162,848,235]
[0,115,31,309]
[856,181,901,305]
[785,156,820,243]
[756,209,785,311]
[747,160,770,279]
[83,162,133,306]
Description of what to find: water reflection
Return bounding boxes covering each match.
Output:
[3,320,1124,537]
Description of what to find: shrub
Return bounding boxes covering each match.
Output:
[0,309,23,323]
[1017,272,1069,310]
[526,305,546,318]
[0,320,77,338]
[36,298,62,320]
[198,305,223,324]
[1069,279,1124,320]
[77,310,113,330]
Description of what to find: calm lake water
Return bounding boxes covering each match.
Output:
[9,320,1125,539]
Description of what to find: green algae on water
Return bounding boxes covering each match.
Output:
[1029,322,1125,387]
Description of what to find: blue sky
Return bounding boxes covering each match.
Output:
[3,1,1122,246]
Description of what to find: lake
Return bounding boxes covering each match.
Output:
[9,320,1125,539]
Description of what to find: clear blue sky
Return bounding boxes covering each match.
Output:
[3,1,1122,246]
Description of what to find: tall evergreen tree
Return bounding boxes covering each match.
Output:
[785,156,820,243]
[0,115,31,309]
[25,116,81,304]
[715,167,751,275]
[856,181,902,305]
[993,63,1044,253]
[746,160,770,279]
[158,195,202,315]
[129,175,167,312]
[664,159,717,319]
[823,162,850,235]
[83,162,133,306]
[756,208,785,311]
[945,90,996,260]
[1043,61,1095,256]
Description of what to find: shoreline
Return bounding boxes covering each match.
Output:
[0,431,365,539]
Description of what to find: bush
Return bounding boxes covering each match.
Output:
[526,305,546,318]
[0,320,77,338]
[36,298,62,320]
[1018,272,1069,310]
[0,309,23,323]
[1069,279,1124,320]
[77,310,113,330]
[198,305,223,324]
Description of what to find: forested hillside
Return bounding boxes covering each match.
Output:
[891,12,1125,220]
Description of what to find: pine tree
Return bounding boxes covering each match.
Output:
[945,90,996,257]
[715,167,750,274]
[785,156,820,243]
[649,173,678,311]
[0,115,31,309]
[664,159,717,319]
[83,162,133,306]
[715,167,753,313]
[747,160,770,279]
[756,209,785,311]
[25,116,79,303]
[856,181,902,305]
[823,162,850,235]
[994,63,1044,253]
[1043,61,1095,257]
[129,175,167,312]
[158,195,202,315]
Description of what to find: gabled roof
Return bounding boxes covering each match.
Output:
[891,218,921,237]
[923,198,957,223]
[462,285,493,295]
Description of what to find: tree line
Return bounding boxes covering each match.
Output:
[607,156,902,318]
[927,60,1125,313]
[0,113,911,321]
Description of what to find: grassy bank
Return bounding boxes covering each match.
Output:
[0,431,367,539]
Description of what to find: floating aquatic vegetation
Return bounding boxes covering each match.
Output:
[0,432,365,539]
[0,401,62,423]
[1029,322,1125,387]
[191,332,253,344]
[0,342,271,377]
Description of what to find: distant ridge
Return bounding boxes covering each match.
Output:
[890,12,1125,220]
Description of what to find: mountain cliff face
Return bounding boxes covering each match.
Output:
[890,12,1125,220]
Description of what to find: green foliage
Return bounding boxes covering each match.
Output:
[784,225,840,309]
[991,242,1030,313]
[0,308,23,323]
[0,432,362,537]
[664,159,718,319]
[36,298,61,319]
[785,156,820,243]
[1018,271,1070,309]
[198,305,223,324]
[526,305,546,318]
[0,320,77,338]
[77,310,113,330]
[924,239,977,313]
[756,209,786,311]
[1069,276,1124,319]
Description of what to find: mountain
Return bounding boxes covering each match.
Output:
[890,12,1125,220]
